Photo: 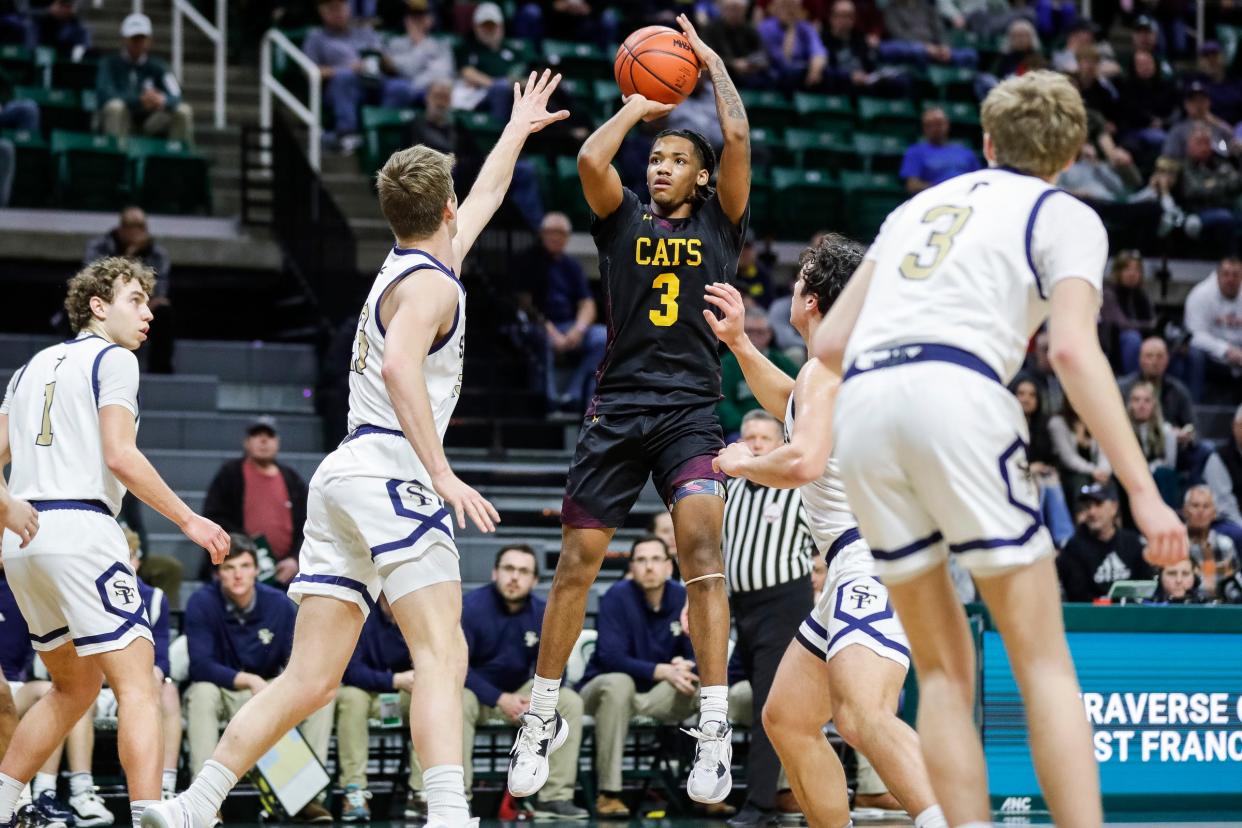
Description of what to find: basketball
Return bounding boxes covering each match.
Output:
[614,26,701,106]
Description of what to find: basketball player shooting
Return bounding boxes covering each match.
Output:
[506,14,751,807]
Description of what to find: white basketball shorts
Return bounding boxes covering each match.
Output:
[2,500,152,657]
[834,345,1054,583]
[289,432,460,618]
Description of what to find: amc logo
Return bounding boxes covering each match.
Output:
[999,797,1032,814]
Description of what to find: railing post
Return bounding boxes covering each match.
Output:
[215,0,227,129]
[172,2,183,89]
[309,63,321,172]
[1198,0,1206,50]
[260,31,272,165]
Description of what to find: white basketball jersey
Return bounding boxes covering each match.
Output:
[783,392,873,583]
[347,246,466,441]
[845,168,1109,382]
[1,334,140,516]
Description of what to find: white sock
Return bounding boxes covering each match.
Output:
[162,770,177,795]
[528,674,560,720]
[422,765,469,827]
[16,784,31,809]
[131,800,157,828]
[32,772,57,799]
[915,805,948,828]
[182,760,237,825]
[0,773,24,822]
[69,772,94,798]
[698,685,728,732]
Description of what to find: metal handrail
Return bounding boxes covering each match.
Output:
[260,28,322,172]
[172,0,227,129]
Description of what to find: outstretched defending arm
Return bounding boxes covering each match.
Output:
[579,94,674,218]
[678,13,749,224]
[714,360,838,489]
[453,70,569,263]
[703,282,795,418]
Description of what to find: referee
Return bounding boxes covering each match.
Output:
[722,409,814,826]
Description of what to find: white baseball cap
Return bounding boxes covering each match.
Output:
[473,2,503,26]
[120,13,153,38]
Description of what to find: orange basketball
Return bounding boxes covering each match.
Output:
[614,26,701,106]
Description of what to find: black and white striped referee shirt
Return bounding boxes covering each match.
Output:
[722,478,814,593]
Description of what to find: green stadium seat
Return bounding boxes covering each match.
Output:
[127,136,211,214]
[740,89,794,130]
[840,170,905,241]
[857,96,920,141]
[591,79,623,122]
[51,130,128,210]
[455,109,503,152]
[543,40,611,80]
[13,84,91,134]
[748,126,790,167]
[771,166,841,240]
[748,166,772,229]
[0,128,52,207]
[937,101,983,146]
[0,45,35,86]
[523,154,552,208]
[785,127,858,171]
[792,92,854,134]
[922,65,977,102]
[502,38,538,67]
[553,154,590,228]
[360,105,416,173]
[852,132,907,174]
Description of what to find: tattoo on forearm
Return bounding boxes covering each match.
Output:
[709,56,746,125]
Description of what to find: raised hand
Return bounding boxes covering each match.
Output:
[183,513,230,565]
[432,469,501,532]
[703,282,747,349]
[713,441,754,476]
[623,93,676,122]
[1132,492,1189,569]
[676,13,717,69]
[510,69,571,134]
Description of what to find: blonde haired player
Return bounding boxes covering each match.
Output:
[0,257,230,828]
[143,70,568,828]
[813,71,1188,826]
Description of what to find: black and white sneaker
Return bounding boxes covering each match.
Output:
[530,800,588,821]
[684,721,734,804]
[506,711,568,798]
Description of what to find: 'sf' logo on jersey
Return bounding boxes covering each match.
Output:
[850,583,876,610]
[258,629,275,646]
[111,579,136,607]
[403,482,433,508]
[524,630,539,648]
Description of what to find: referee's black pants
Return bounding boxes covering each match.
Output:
[732,576,813,811]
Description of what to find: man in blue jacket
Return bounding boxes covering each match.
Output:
[463,545,585,820]
[183,537,335,822]
[578,536,699,819]
[334,595,419,822]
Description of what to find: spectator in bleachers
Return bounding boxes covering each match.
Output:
[1072,45,1122,129]
[822,0,907,95]
[1127,380,1178,475]
[1056,483,1152,602]
[335,595,421,822]
[1160,81,1239,163]
[1212,405,1242,520]
[303,0,383,154]
[578,536,697,819]
[0,93,41,137]
[0,0,29,47]
[649,511,677,560]
[756,0,828,91]
[732,233,774,309]
[98,13,194,143]
[1100,252,1158,374]
[1022,329,1063,413]
[936,0,1029,38]
[184,537,334,822]
[1175,125,1242,258]
[1183,257,1242,400]
[123,528,181,800]
[33,0,89,58]
[991,18,1045,79]
[1057,133,1160,252]
[1148,557,1209,604]
[1183,485,1239,598]
[701,0,770,89]
[1116,50,1178,165]
[1119,336,1196,431]
[1122,15,1173,77]
[878,0,977,67]
[1049,395,1111,497]
[516,0,610,44]
[718,309,799,440]
[899,106,981,194]
[1191,40,1242,126]
[84,206,174,374]
[1050,20,1117,75]
[379,0,454,109]
[460,545,587,820]
[407,77,455,154]
[515,211,607,413]
[201,416,309,584]
[1012,376,1075,547]
[453,3,528,121]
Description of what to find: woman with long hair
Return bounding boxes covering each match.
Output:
[1048,395,1112,500]
[1010,375,1075,546]
[1100,250,1157,374]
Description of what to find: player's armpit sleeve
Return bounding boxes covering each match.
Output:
[1031,193,1109,296]
[96,347,140,416]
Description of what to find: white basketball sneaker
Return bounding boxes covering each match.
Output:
[140,796,201,828]
[506,711,568,797]
[685,721,734,804]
